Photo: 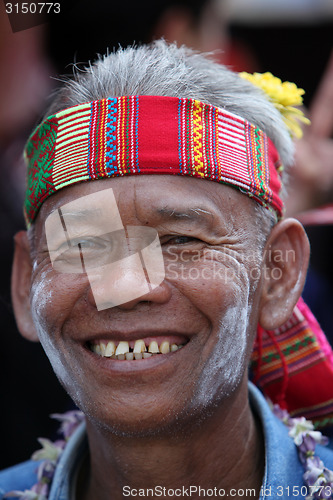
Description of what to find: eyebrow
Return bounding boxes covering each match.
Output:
[156,206,215,225]
[59,208,103,221]
[56,206,217,228]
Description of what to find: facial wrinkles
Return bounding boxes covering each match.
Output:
[214,222,263,296]
[207,226,261,402]
[30,268,53,327]
[30,268,73,389]
[192,258,252,409]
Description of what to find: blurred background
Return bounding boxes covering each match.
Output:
[1,0,332,468]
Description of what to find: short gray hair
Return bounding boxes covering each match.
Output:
[47,39,294,171]
[42,40,292,247]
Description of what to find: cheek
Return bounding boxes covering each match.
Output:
[30,268,55,334]
[30,268,87,387]
[190,265,256,408]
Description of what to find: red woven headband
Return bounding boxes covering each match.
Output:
[24,95,283,226]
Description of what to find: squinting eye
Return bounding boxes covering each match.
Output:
[52,236,112,273]
[54,238,102,254]
[67,237,110,252]
[54,237,110,264]
[167,236,201,245]
[75,239,106,250]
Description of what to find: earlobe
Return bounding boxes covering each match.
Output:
[11,231,39,342]
[259,218,310,330]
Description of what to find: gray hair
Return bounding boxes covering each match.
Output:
[43,40,293,247]
[47,40,294,170]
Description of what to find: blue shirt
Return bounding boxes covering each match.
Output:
[1,383,333,499]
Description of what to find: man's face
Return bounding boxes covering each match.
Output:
[29,176,264,434]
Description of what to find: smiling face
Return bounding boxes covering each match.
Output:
[24,175,266,434]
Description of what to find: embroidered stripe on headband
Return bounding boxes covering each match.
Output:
[24,95,283,226]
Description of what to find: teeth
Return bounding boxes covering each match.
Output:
[94,344,102,355]
[104,341,116,357]
[133,339,146,353]
[160,341,170,354]
[148,341,159,353]
[116,341,129,355]
[91,339,185,359]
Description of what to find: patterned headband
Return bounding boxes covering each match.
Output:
[24,95,284,226]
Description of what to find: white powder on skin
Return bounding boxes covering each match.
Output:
[30,269,54,321]
[193,305,249,408]
[30,269,73,389]
[191,260,254,409]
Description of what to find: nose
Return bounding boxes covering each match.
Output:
[86,251,170,311]
[114,280,172,310]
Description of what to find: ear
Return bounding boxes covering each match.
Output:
[11,231,39,342]
[259,218,310,330]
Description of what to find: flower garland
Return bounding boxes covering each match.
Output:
[4,406,333,500]
[4,411,85,500]
[272,405,333,499]
[239,71,311,139]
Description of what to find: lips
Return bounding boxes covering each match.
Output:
[88,336,188,360]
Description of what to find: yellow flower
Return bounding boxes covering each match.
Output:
[239,71,310,139]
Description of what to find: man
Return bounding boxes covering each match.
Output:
[1,41,333,499]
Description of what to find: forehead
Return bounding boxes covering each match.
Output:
[35,175,257,233]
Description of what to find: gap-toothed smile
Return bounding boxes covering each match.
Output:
[88,338,187,360]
